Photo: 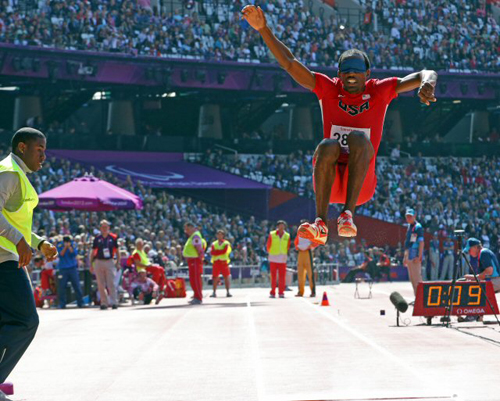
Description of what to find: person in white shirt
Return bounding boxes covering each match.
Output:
[294,220,317,297]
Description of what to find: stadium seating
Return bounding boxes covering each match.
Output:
[0,0,497,71]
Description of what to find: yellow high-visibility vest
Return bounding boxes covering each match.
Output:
[211,240,232,263]
[183,231,206,258]
[0,155,38,254]
[132,249,150,271]
[269,230,290,256]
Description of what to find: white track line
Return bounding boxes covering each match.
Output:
[300,297,429,381]
[247,296,266,401]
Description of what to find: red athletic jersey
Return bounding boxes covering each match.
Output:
[312,73,398,163]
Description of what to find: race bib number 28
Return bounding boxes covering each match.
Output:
[330,125,371,148]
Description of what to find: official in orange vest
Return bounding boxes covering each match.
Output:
[209,229,232,298]
[266,220,291,298]
[294,219,318,297]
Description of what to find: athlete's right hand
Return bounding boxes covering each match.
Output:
[16,237,32,268]
[241,5,267,31]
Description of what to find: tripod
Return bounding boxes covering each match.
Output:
[443,232,464,327]
[459,251,500,327]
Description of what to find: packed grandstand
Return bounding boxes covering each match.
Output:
[0,0,498,71]
[0,136,494,277]
[0,0,498,291]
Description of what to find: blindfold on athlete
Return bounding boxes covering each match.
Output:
[242,5,437,245]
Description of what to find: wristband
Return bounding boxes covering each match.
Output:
[37,240,46,250]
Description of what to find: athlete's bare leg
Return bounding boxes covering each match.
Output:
[344,131,374,213]
[313,138,341,222]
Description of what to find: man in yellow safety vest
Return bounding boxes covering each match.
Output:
[0,128,58,397]
[266,220,291,298]
[209,229,232,298]
[131,238,167,304]
[183,222,206,305]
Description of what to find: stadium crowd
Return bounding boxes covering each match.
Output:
[2,134,492,307]
[14,147,356,273]
[0,0,498,71]
[198,147,500,258]
[0,136,382,278]
[361,0,500,71]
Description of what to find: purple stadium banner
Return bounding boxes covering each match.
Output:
[47,150,270,189]
[1,44,498,99]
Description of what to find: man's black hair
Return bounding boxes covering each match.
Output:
[11,127,45,154]
[338,49,371,71]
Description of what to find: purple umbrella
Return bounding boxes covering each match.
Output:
[38,175,143,211]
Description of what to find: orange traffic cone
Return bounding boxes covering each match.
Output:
[321,291,330,306]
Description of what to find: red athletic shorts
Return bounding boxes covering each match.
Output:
[313,158,377,206]
[212,260,230,278]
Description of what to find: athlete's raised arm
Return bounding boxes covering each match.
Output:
[395,70,438,106]
[241,5,316,91]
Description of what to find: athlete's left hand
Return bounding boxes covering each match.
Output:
[418,81,436,106]
[40,241,58,262]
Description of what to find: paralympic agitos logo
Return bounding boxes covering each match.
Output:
[339,100,369,116]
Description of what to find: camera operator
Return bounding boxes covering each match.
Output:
[373,247,392,282]
[462,238,500,292]
[342,249,378,283]
[56,235,84,308]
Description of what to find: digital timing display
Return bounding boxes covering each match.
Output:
[423,282,486,308]
[413,281,500,317]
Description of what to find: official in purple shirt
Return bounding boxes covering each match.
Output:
[91,220,120,310]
